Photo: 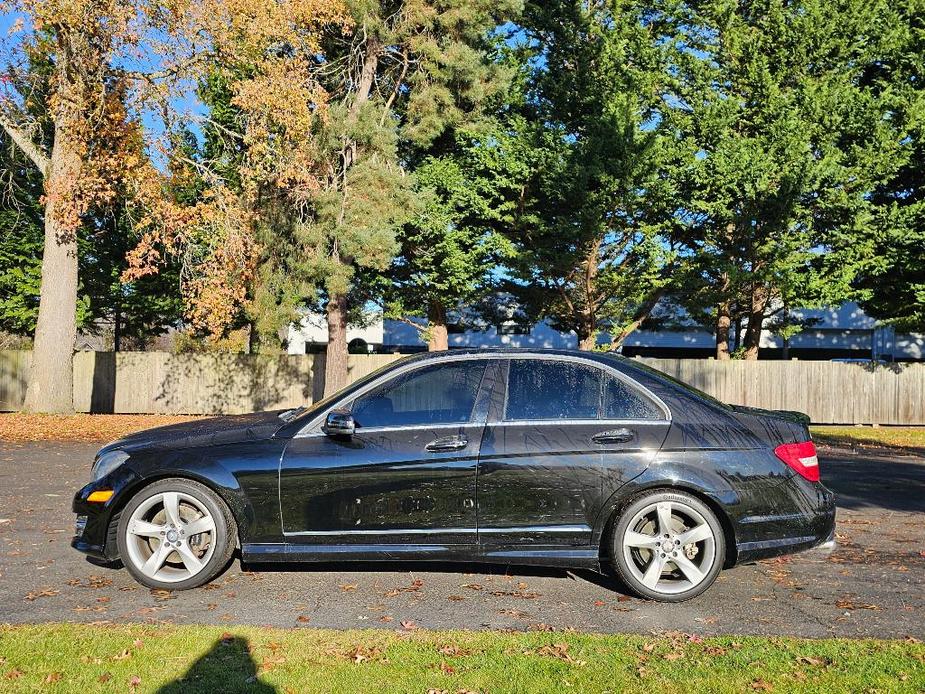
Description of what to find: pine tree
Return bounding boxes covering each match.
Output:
[676,0,902,358]
[506,0,688,350]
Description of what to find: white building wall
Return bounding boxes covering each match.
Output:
[286,302,924,359]
[287,313,384,354]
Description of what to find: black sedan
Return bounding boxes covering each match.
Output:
[72,349,835,602]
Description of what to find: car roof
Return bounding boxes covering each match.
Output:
[399,348,626,361]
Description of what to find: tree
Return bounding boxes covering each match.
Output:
[0,0,152,411]
[0,127,44,335]
[856,0,925,331]
[193,0,519,390]
[675,0,901,359]
[507,0,688,351]
[383,124,522,350]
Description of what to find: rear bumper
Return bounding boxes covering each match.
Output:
[734,479,836,564]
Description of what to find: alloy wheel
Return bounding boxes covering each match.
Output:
[621,499,717,596]
[123,491,217,583]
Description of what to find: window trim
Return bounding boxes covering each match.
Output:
[294,352,669,438]
[295,354,500,437]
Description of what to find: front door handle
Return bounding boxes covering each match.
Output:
[591,428,635,444]
[425,435,469,452]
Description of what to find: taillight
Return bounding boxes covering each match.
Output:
[774,440,820,482]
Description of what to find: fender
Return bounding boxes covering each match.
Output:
[590,453,744,549]
[111,439,287,546]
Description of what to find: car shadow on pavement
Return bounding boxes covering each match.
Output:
[156,635,276,694]
[822,454,925,513]
[238,559,623,592]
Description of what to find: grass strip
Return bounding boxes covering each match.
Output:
[1,623,922,693]
[811,426,925,454]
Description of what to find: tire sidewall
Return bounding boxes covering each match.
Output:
[116,478,234,591]
[610,489,725,603]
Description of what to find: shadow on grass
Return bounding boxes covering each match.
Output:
[814,432,925,459]
[156,635,276,694]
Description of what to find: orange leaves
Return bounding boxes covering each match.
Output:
[123,180,260,341]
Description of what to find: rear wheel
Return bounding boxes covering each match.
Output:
[116,478,236,590]
[610,489,725,602]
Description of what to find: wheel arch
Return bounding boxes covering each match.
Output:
[107,472,243,555]
[596,481,738,569]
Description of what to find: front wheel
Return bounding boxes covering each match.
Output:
[116,478,236,590]
[610,490,725,602]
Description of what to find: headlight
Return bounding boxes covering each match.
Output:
[91,450,129,482]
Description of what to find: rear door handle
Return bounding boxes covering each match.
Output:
[591,428,635,444]
[425,435,469,452]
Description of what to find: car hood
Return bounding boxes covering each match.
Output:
[97,410,288,456]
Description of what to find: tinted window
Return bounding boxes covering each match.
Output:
[603,374,662,419]
[351,361,486,428]
[505,360,601,420]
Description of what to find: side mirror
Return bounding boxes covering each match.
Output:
[322,409,355,438]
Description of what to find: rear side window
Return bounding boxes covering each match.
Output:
[351,361,486,428]
[505,360,601,420]
[603,373,662,419]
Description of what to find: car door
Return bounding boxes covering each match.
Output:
[476,356,670,547]
[279,358,496,546]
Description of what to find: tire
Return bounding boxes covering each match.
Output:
[116,478,236,590]
[609,489,725,602]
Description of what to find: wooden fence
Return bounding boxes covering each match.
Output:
[1,350,924,424]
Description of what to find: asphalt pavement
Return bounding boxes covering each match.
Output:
[1,441,923,638]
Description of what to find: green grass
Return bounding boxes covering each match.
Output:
[811,426,925,454]
[0,624,922,693]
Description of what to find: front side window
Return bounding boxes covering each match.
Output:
[505,360,602,420]
[350,361,486,428]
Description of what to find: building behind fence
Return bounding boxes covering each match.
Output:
[1,350,923,425]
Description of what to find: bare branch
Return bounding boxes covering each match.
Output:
[0,111,49,176]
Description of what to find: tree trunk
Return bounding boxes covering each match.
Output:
[715,301,731,360]
[22,134,80,414]
[324,293,349,397]
[577,334,596,350]
[610,288,666,350]
[113,297,121,352]
[577,321,596,351]
[427,300,448,352]
[742,287,769,360]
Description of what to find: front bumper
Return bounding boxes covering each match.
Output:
[71,467,141,562]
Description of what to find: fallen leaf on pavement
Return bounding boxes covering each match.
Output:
[25,588,59,601]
